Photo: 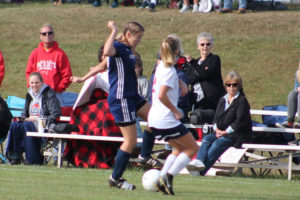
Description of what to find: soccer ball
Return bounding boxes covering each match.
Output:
[142,169,161,192]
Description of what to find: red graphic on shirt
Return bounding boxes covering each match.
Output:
[152,77,156,94]
[37,60,57,70]
[30,103,41,117]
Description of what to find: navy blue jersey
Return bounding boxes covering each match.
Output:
[108,41,138,99]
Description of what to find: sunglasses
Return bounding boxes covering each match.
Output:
[225,83,238,88]
[40,31,53,36]
[200,43,211,47]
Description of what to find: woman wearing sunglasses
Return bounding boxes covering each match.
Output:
[184,32,225,112]
[186,71,253,176]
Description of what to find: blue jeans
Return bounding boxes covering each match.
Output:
[223,0,246,9]
[287,90,300,123]
[196,134,234,175]
[6,121,44,164]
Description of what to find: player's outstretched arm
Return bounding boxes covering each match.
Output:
[103,21,117,57]
[70,58,107,83]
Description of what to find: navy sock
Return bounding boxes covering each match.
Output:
[112,149,131,180]
[140,130,155,158]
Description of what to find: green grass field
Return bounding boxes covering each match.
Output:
[1,165,300,200]
[1,2,300,199]
[0,1,300,111]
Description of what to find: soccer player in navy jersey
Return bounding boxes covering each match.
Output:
[71,21,162,190]
[102,21,150,190]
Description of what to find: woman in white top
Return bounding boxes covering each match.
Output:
[148,36,198,195]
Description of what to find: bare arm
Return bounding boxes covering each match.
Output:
[158,85,183,120]
[25,116,39,122]
[179,79,188,97]
[70,58,107,83]
[103,21,117,57]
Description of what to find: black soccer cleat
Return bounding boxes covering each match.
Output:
[159,173,174,195]
[108,175,136,190]
[154,179,168,195]
[138,155,162,169]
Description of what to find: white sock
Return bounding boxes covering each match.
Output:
[168,153,191,176]
[150,0,156,5]
[160,153,176,177]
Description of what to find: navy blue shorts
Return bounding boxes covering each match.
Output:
[136,95,147,111]
[151,123,189,141]
[108,95,147,127]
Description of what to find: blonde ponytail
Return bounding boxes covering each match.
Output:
[160,37,179,67]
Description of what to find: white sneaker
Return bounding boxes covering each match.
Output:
[180,4,190,13]
[294,122,300,129]
[188,170,201,176]
[186,159,205,172]
[192,4,199,12]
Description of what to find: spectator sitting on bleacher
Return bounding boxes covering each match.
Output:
[6,72,61,165]
[139,0,156,11]
[180,0,199,13]
[186,71,253,176]
[279,58,300,129]
[219,0,246,13]
[183,32,225,112]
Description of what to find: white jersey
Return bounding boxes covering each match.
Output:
[148,61,181,129]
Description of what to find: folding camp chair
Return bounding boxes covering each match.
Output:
[41,137,60,165]
[0,137,7,163]
[0,96,14,164]
[6,96,25,117]
[41,93,77,165]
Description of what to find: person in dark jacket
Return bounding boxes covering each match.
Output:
[186,71,252,176]
[6,72,61,165]
[184,32,225,111]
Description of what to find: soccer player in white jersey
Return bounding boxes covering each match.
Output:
[148,36,199,195]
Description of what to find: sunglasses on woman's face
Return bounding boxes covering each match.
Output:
[200,43,211,47]
[225,83,238,88]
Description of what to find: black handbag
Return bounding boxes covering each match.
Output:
[190,108,214,125]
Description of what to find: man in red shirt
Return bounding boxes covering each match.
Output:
[25,24,72,106]
[0,51,5,87]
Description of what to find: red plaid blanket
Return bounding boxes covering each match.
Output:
[64,89,122,169]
